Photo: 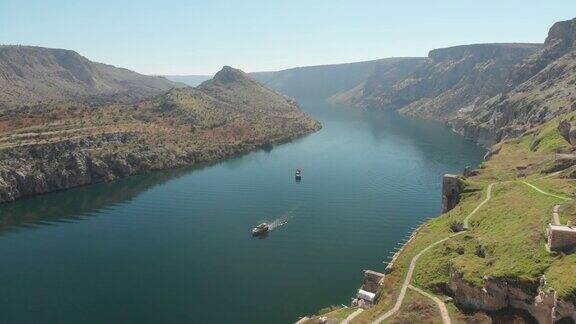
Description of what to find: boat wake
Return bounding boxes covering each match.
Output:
[266,206,299,231]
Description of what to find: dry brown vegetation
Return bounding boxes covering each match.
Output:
[0,65,320,203]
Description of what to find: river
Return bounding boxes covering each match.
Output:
[0,99,485,323]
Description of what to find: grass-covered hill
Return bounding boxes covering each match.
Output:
[0,64,320,203]
[305,112,576,323]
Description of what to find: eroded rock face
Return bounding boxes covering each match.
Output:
[353,43,541,122]
[448,269,564,324]
[0,134,191,203]
[451,18,576,145]
[559,120,576,146]
[442,174,464,213]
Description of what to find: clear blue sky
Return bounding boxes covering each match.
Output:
[1,0,575,75]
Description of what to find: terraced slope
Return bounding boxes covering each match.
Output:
[0,66,320,203]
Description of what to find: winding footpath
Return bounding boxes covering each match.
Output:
[372,183,494,324]
[370,178,572,324]
[342,309,364,324]
[521,181,571,201]
[409,285,451,324]
[463,183,494,229]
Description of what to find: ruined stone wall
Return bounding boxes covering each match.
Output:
[548,224,576,250]
[442,174,464,213]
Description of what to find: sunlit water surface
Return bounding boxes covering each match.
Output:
[0,99,485,323]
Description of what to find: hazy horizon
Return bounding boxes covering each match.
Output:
[2,0,576,75]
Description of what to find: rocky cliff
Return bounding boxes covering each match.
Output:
[325,18,576,147]
[447,268,568,323]
[441,174,465,213]
[338,43,541,122]
[452,18,576,145]
[0,65,320,203]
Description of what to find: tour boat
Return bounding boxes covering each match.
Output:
[252,223,270,236]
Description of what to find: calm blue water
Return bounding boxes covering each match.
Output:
[0,99,484,323]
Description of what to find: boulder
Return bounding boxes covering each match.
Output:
[558,120,576,145]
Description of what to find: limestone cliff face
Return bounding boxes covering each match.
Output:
[559,120,576,146]
[441,174,465,213]
[399,43,542,121]
[0,133,187,202]
[338,43,541,122]
[448,268,576,323]
[0,119,319,204]
[328,18,576,147]
[451,18,576,145]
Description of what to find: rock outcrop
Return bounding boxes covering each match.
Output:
[448,268,576,323]
[559,120,576,145]
[448,269,562,323]
[441,174,465,213]
[334,43,541,122]
[452,18,576,145]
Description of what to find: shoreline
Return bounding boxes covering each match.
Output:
[0,122,322,205]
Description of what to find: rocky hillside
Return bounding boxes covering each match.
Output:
[0,65,320,203]
[330,18,576,147]
[339,43,541,119]
[452,18,576,145]
[305,106,576,324]
[251,57,425,100]
[0,45,182,105]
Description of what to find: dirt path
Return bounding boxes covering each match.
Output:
[372,183,494,324]
[342,308,364,324]
[372,232,464,323]
[521,181,571,201]
[463,183,494,229]
[409,285,451,324]
[369,178,573,324]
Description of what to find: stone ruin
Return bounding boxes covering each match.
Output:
[352,270,385,309]
[442,174,464,213]
[548,224,576,251]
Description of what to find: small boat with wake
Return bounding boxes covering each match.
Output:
[251,223,270,236]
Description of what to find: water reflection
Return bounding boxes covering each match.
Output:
[0,168,190,234]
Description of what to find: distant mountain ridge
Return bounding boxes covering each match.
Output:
[0,45,183,105]
[253,18,576,146]
[250,58,426,100]
[163,75,212,87]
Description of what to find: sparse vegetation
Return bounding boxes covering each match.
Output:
[352,112,576,322]
[0,65,320,203]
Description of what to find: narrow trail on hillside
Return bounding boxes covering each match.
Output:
[342,308,364,324]
[463,183,494,229]
[372,183,494,324]
[370,178,572,324]
[521,181,572,201]
[409,285,451,324]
